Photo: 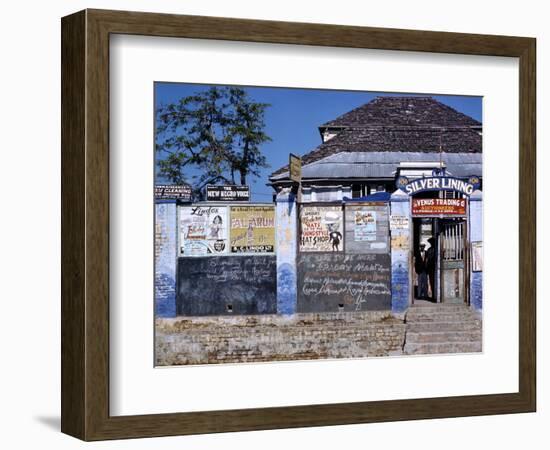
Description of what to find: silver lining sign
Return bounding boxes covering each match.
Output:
[397,176,479,196]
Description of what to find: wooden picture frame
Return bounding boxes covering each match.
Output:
[61,9,536,441]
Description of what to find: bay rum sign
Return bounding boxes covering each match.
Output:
[396,176,479,196]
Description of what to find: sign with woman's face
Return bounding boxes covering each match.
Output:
[178,206,228,256]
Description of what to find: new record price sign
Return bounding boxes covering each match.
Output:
[412,198,467,216]
[206,185,250,202]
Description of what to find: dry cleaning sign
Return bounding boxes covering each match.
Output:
[396,176,480,196]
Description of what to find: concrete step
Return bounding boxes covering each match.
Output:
[404,341,482,355]
[406,330,482,344]
[406,312,480,323]
[409,304,471,313]
[407,320,482,332]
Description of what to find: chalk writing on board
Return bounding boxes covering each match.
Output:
[177,255,277,315]
[297,253,391,312]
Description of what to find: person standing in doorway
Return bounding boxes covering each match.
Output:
[426,237,437,301]
[415,243,428,299]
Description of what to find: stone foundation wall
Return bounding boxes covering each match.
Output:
[155,312,406,366]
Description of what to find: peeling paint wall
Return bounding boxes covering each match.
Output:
[390,191,411,313]
[276,190,297,314]
[469,190,483,310]
[155,201,177,318]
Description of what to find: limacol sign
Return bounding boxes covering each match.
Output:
[397,176,480,196]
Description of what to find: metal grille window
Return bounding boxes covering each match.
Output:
[441,221,465,261]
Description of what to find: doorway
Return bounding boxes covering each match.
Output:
[412,217,468,304]
[412,218,436,302]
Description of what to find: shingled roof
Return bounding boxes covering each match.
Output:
[270,96,482,179]
[320,96,481,129]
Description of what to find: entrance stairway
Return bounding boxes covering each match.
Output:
[403,303,482,355]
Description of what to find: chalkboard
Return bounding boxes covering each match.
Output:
[177,255,277,315]
[297,253,391,312]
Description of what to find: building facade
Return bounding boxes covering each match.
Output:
[156,96,483,319]
[268,96,482,314]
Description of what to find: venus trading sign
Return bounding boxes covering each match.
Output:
[412,198,467,217]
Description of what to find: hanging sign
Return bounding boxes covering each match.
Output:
[289,153,302,183]
[396,176,480,196]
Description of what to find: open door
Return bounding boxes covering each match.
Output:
[439,219,467,304]
[412,217,436,303]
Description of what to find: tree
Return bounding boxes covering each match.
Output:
[156,86,271,198]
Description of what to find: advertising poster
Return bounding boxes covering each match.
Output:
[389,215,409,230]
[179,206,228,256]
[229,206,275,253]
[299,206,344,252]
[354,210,377,241]
[472,241,483,272]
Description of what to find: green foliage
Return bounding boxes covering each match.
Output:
[156,86,271,198]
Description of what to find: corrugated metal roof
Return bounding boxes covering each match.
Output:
[317,152,482,164]
[271,97,482,179]
[271,152,482,181]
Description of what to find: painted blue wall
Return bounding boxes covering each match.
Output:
[469,190,483,311]
[155,201,177,317]
[390,191,411,313]
[155,191,482,317]
[470,272,483,311]
[276,190,297,314]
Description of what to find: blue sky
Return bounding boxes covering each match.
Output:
[155,83,482,202]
